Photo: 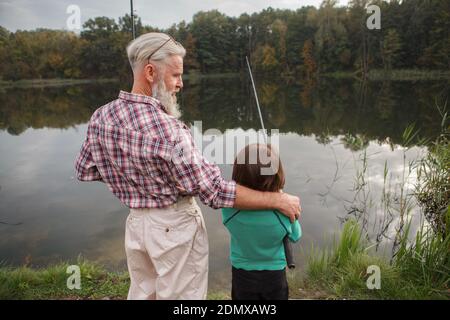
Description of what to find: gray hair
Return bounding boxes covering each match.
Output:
[126,32,186,72]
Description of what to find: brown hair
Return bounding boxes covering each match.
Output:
[232,143,285,192]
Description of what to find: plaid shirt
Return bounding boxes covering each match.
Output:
[75,90,236,209]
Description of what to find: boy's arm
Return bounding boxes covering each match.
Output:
[288,220,302,242]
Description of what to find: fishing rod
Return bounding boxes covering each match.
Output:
[245,56,295,269]
[130,0,136,39]
[245,56,267,144]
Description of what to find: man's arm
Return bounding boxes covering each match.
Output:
[75,137,103,182]
[234,184,301,222]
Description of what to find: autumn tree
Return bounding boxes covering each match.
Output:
[302,39,317,79]
[382,29,402,70]
[183,33,200,72]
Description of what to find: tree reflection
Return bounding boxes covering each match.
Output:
[0,77,445,146]
[0,83,121,135]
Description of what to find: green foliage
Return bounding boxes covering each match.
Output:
[306,219,449,299]
[394,219,450,295]
[79,17,129,78]
[0,258,233,300]
[305,118,450,299]
[302,39,317,79]
[382,29,402,70]
[416,101,449,237]
[0,0,448,80]
[0,258,129,299]
[190,10,238,73]
[306,219,405,299]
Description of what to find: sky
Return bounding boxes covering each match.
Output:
[0,0,350,32]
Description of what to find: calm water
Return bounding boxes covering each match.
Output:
[0,76,447,291]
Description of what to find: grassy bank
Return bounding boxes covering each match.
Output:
[302,219,449,299]
[0,259,232,300]
[0,259,129,300]
[1,216,448,300]
[0,256,357,300]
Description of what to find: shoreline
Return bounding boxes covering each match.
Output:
[2,69,449,90]
[0,78,119,89]
[323,69,450,81]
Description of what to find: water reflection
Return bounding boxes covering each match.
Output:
[0,77,446,144]
[0,84,120,135]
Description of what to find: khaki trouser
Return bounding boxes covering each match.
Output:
[125,196,208,300]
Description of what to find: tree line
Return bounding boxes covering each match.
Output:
[0,0,448,81]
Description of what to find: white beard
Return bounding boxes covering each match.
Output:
[152,80,181,119]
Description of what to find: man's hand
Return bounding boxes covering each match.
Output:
[276,192,301,223]
[234,184,302,223]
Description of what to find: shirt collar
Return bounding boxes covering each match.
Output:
[118,90,167,113]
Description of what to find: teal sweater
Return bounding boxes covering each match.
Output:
[222,208,302,271]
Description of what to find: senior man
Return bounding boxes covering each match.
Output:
[75,32,301,300]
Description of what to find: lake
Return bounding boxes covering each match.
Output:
[0,76,447,291]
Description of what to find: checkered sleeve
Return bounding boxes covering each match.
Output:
[75,136,103,182]
[167,125,236,209]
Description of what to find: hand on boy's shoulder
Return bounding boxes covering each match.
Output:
[277,189,302,222]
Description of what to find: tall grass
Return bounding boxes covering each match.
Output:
[396,103,449,296]
[416,101,449,238]
[394,219,450,297]
[305,102,449,299]
[306,218,449,299]
[307,220,403,299]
